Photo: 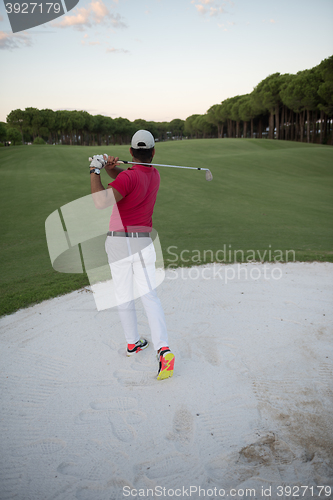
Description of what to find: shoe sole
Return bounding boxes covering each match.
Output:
[126,342,149,357]
[157,352,175,380]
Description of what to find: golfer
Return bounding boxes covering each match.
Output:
[89,130,175,380]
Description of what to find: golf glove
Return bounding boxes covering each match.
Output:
[90,158,104,169]
[91,154,108,168]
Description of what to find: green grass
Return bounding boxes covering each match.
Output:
[0,139,332,316]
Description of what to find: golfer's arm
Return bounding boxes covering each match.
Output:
[90,173,123,209]
[104,166,124,180]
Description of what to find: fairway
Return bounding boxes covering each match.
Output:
[0,139,332,316]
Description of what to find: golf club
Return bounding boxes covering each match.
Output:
[88,156,213,182]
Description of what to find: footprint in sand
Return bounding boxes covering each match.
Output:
[166,407,194,451]
[113,369,157,386]
[134,453,195,480]
[75,478,134,500]
[10,438,66,457]
[76,397,146,442]
[133,407,201,488]
[57,458,115,482]
[178,322,221,366]
[315,363,333,407]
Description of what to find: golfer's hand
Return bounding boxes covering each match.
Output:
[90,158,102,170]
[104,155,119,173]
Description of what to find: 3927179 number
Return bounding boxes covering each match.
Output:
[276,485,332,497]
[5,3,61,14]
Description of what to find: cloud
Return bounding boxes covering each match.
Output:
[0,14,3,22]
[218,22,233,31]
[0,31,32,50]
[194,0,228,17]
[195,5,208,14]
[106,47,129,54]
[81,39,101,45]
[209,6,226,16]
[52,0,126,31]
[80,33,128,51]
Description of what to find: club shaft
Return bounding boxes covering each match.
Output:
[88,157,212,180]
[117,160,209,172]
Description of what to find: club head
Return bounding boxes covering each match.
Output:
[205,170,213,182]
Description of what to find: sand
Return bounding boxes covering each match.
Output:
[0,262,332,500]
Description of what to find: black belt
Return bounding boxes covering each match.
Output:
[107,231,151,238]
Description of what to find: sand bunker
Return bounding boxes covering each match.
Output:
[0,262,332,499]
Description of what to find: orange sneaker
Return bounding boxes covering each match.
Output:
[127,339,149,356]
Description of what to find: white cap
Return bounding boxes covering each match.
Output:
[131,130,155,149]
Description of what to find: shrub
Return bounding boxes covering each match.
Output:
[33,137,46,145]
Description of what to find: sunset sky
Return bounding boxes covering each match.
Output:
[0,0,332,123]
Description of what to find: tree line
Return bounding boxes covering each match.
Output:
[0,112,184,147]
[1,55,332,147]
[200,55,333,144]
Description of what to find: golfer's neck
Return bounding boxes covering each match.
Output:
[132,157,152,166]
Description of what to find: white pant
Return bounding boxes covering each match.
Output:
[105,236,169,351]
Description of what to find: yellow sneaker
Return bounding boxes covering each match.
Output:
[157,348,175,380]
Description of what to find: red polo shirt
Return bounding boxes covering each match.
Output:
[108,164,160,232]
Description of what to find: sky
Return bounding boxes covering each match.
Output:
[0,0,333,124]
